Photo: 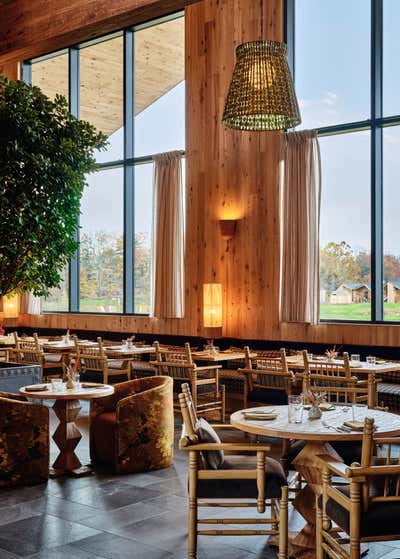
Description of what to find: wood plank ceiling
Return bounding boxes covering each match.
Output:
[31,17,184,136]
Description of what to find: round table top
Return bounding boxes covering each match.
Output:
[230,405,400,441]
[20,383,114,400]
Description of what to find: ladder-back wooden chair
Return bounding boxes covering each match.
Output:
[299,350,372,406]
[241,346,295,405]
[317,417,400,559]
[10,332,65,380]
[78,337,131,384]
[151,341,225,421]
[179,383,288,559]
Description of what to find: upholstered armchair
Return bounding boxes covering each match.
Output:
[90,376,174,474]
[0,392,49,487]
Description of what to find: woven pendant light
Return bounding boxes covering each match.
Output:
[222,39,301,131]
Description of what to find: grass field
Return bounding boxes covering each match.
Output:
[321,303,400,321]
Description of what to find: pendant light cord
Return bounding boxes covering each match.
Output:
[260,0,264,40]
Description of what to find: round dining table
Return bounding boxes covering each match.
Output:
[20,382,114,478]
[231,405,400,559]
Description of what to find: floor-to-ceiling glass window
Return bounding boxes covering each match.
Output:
[291,0,400,322]
[26,13,185,314]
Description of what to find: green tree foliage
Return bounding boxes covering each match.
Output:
[320,241,361,292]
[79,231,151,312]
[0,75,107,297]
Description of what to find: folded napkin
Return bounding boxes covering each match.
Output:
[319,402,335,411]
[24,385,48,392]
[82,383,105,389]
[243,410,277,420]
[343,420,365,431]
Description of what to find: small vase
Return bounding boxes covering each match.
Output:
[308,405,322,420]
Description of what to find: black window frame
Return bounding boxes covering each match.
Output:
[23,12,185,316]
[286,0,400,324]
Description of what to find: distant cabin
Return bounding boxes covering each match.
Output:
[386,281,400,303]
[329,283,371,304]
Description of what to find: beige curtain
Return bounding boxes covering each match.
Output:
[151,151,184,318]
[20,293,41,315]
[280,130,321,324]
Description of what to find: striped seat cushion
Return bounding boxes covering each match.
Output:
[377,383,400,395]
[44,354,63,363]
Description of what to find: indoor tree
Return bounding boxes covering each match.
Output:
[0,75,107,299]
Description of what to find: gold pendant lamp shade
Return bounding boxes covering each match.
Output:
[222,40,301,131]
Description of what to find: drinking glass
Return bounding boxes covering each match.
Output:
[51,378,63,392]
[366,356,376,365]
[127,340,133,349]
[350,354,361,366]
[353,403,367,422]
[288,395,303,424]
[72,373,80,389]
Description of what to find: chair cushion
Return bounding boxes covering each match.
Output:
[378,383,400,396]
[318,484,400,538]
[196,417,224,470]
[44,354,63,363]
[108,360,128,370]
[283,440,362,468]
[248,388,288,405]
[91,412,117,464]
[197,455,286,499]
[130,361,155,372]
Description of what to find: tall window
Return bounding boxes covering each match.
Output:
[26,14,185,314]
[291,0,400,322]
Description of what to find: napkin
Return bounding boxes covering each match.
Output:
[243,410,277,420]
[24,385,48,392]
[82,383,105,389]
[343,420,364,431]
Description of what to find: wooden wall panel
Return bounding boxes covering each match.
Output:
[2,0,400,347]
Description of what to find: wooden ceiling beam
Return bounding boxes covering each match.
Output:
[0,0,197,65]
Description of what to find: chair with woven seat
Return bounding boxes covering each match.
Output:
[241,346,295,406]
[151,341,225,421]
[0,391,49,487]
[179,383,288,559]
[78,337,131,384]
[10,332,65,380]
[90,376,174,474]
[317,416,400,559]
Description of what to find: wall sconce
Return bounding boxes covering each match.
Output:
[219,219,237,241]
[203,283,223,342]
[3,293,19,319]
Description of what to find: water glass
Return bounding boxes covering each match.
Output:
[350,354,361,366]
[353,403,368,422]
[288,395,303,424]
[72,373,80,389]
[51,378,63,392]
[366,356,376,365]
[127,340,134,349]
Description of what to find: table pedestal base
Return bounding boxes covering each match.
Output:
[50,398,93,478]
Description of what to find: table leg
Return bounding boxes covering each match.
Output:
[51,398,92,478]
[289,440,342,559]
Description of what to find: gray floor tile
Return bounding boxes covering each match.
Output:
[71,532,174,559]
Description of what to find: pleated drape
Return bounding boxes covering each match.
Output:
[280,130,321,324]
[151,151,184,318]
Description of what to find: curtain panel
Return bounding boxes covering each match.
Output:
[151,151,184,319]
[280,130,321,324]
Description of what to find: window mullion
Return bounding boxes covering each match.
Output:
[123,30,135,314]
[371,0,383,322]
[69,47,80,313]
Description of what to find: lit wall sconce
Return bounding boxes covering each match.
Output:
[203,283,223,341]
[219,219,237,241]
[3,293,19,319]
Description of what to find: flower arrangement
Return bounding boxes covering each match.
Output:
[66,355,80,389]
[325,345,342,361]
[304,390,326,406]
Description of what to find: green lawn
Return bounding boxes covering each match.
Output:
[321,303,400,321]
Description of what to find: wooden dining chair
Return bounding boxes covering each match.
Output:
[10,332,65,380]
[151,341,225,421]
[317,417,400,559]
[78,337,131,384]
[179,383,288,559]
[241,346,295,405]
[299,350,372,406]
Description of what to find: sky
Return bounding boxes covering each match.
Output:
[295,0,400,255]
[80,81,185,243]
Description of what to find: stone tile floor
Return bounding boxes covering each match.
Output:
[0,404,400,558]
